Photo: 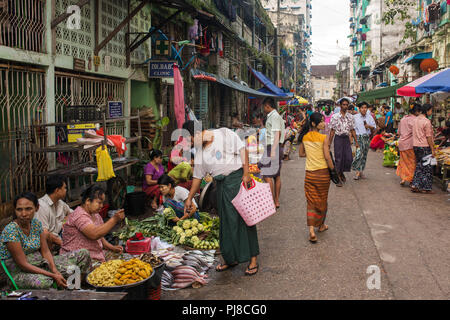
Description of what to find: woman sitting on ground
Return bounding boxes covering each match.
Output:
[60,185,125,263]
[0,192,91,289]
[370,129,394,152]
[143,149,165,209]
[158,174,199,225]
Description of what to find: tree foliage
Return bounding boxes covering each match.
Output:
[381,0,417,44]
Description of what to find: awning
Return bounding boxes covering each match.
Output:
[403,52,432,63]
[356,83,407,102]
[356,66,371,75]
[190,69,285,99]
[249,68,292,99]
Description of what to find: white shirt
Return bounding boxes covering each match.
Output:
[164,186,197,207]
[193,128,245,179]
[35,194,73,236]
[353,112,376,136]
[265,109,285,145]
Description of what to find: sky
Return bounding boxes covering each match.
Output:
[310,0,350,66]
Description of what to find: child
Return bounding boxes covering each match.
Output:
[370,129,394,152]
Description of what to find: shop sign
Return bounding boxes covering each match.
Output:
[148,61,174,78]
[155,39,171,56]
[67,123,96,143]
[108,101,123,118]
[73,58,85,72]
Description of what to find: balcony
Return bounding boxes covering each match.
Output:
[0,0,46,53]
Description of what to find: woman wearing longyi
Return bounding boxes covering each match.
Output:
[298,113,336,243]
[183,124,260,276]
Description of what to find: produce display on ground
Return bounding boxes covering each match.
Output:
[113,210,220,250]
[155,249,215,290]
[383,141,400,167]
[436,147,450,165]
[87,258,153,287]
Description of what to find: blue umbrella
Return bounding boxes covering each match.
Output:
[415,68,450,93]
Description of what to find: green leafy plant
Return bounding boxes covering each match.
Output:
[151,116,170,151]
[381,0,417,44]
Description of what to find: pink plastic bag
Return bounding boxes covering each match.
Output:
[231,179,276,226]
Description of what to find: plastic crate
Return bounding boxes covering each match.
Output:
[65,105,102,122]
[125,237,151,255]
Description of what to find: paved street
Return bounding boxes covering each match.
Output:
[162,150,449,300]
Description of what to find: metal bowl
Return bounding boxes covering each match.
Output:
[86,269,155,290]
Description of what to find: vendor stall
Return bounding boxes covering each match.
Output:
[433,147,450,191]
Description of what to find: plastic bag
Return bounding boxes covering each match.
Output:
[151,236,173,251]
[96,146,116,181]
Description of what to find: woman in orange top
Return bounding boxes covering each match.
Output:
[298,113,336,243]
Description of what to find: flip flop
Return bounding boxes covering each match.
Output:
[244,264,259,276]
[309,234,318,243]
[318,225,329,233]
[215,263,238,272]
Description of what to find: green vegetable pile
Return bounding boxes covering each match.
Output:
[113,210,220,250]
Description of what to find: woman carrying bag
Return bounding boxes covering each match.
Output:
[298,113,338,243]
[184,124,260,276]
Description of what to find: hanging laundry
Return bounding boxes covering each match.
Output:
[173,64,186,129]
[199,28,211,57]
[188,19,199,41]
[96,146,116,182]
[428,3,441,22]
[218,32,223,57]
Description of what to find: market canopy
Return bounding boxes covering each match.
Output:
[397,68,450,97]
[249,67,293,99]
[403,52,432,63]
[356,83,407,102]
[190,69,285,99]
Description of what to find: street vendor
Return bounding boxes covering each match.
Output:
[60,185,125,262]
[158,174,199,224]
[143,149,165,210]
[35,174,73,251]
[435,120,450,147]
[183,125,260,276]
[168,153,195,191]
[0,192,91,289]
[370,128,394,151]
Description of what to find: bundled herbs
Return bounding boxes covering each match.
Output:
[113,212,174,242]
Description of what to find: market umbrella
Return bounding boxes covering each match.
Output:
[287,96,309,106]
[397,68,450,97]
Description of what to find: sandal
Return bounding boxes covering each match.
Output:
[309,234,318,243]
[421,190,435,194]
[410,187,420,193]
[215,263,238,272]
[318,225,329,233]
[244,264,259,276]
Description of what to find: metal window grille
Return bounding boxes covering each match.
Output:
[0,65,47,205]
[0,0,46,53]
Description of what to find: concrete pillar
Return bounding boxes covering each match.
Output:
[46,0,56,169]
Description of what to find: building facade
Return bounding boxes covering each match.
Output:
[261,0,312,99]
[0,0,281,213]
[311,65,337,104]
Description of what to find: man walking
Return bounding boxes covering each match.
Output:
[352,102,376,180]
[35,175,73,250]
[260,97,285,208]
[328,98,359,187]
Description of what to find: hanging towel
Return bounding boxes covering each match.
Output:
[173,64,186,129]
[96,146,116,182]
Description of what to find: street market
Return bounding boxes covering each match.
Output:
[0,0,449,305]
